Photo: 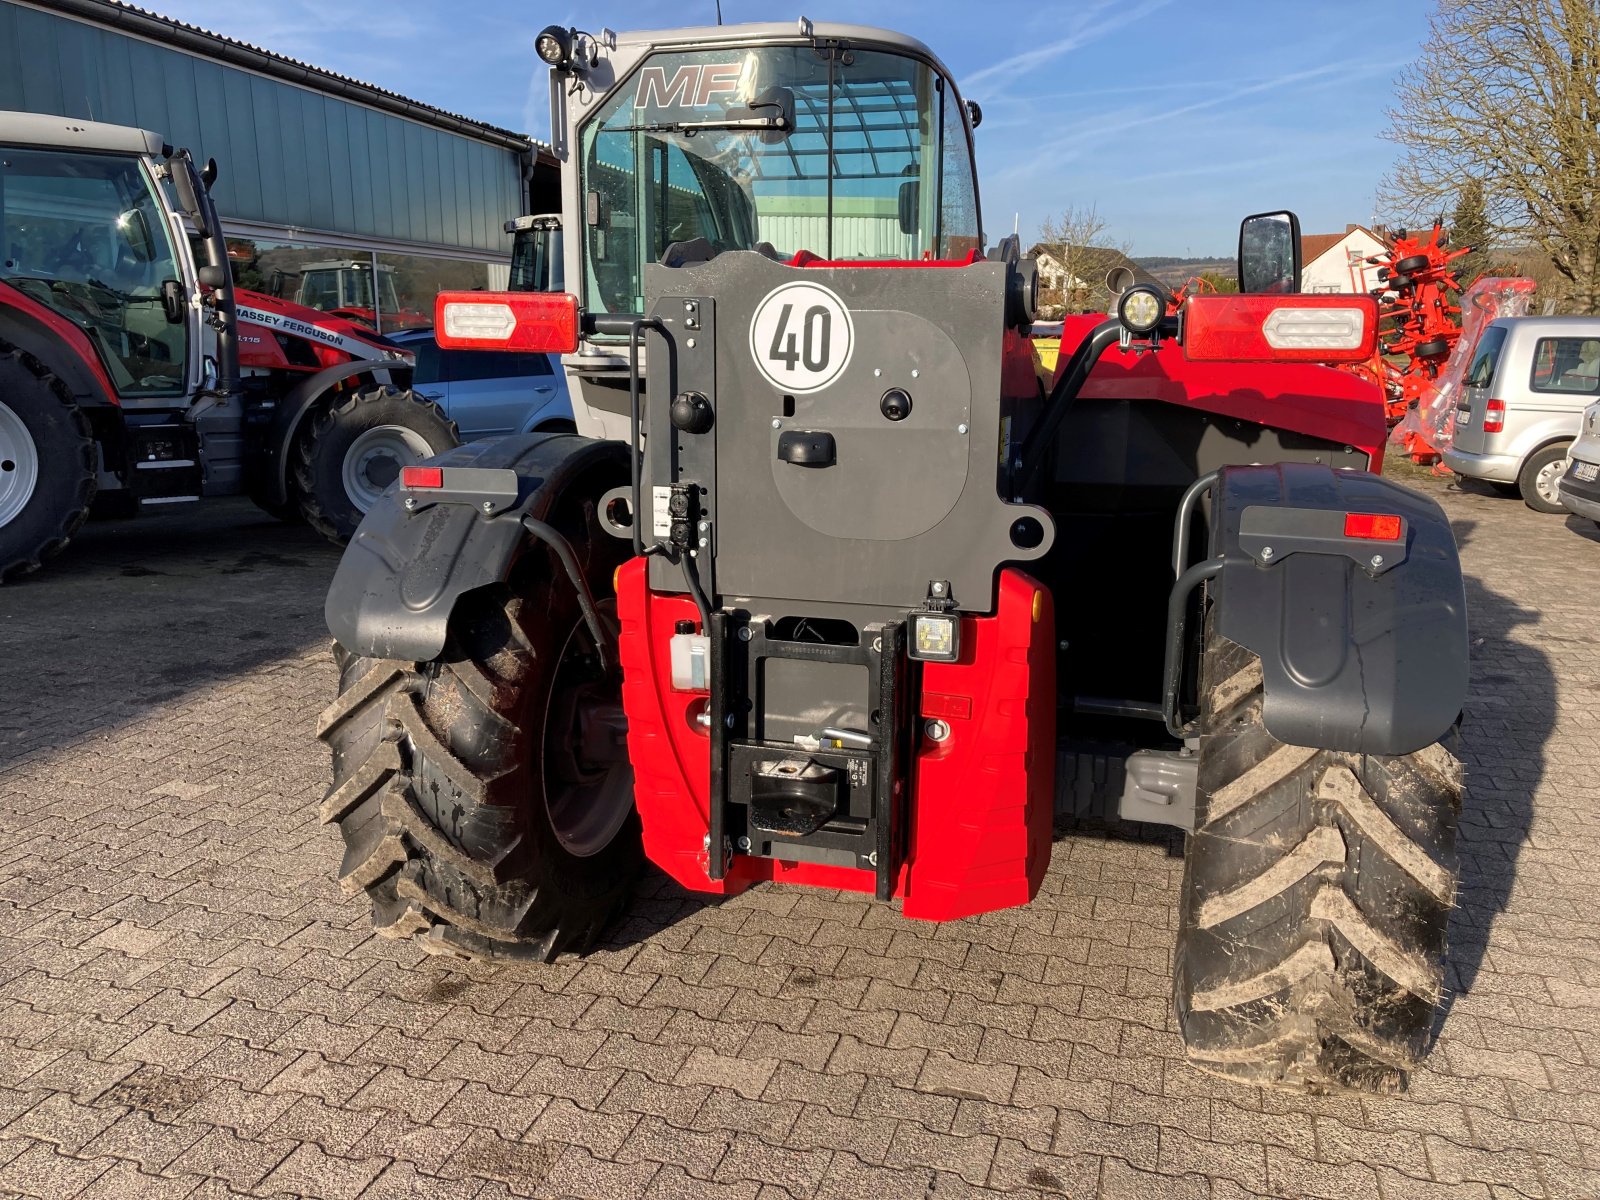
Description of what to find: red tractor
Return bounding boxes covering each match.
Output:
[0,113,456,576]
[320,21,1469,1094]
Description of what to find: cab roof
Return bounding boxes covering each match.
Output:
[0,112,167,157]
[610,21,959,86]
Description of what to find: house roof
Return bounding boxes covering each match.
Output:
[1027,243,1160,288]
[1300,225,1386,267]
[40,0,553,159]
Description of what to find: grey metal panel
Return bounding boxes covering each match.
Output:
[0,1,522,254]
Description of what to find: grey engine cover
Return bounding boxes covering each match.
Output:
[643,252,1052,614]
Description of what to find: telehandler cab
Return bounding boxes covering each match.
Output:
[321,20,1468,1094]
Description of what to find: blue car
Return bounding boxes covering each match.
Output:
[390,328,574,439]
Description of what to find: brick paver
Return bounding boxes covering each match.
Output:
[0,483,1596,1199]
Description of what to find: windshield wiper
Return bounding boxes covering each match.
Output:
[613,117,790,135]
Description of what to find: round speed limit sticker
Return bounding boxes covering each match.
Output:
[749,281,854,394]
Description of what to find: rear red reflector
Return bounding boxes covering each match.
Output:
[1344,512,1402,540]
[1483,397,1506,433]
[402,466,443,489]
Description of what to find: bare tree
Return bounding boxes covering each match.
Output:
[1033,205,1134,315]
[1383,0,1600,313]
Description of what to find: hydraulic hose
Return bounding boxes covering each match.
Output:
[521,514,612,673]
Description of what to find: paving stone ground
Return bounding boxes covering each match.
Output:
[0,478,1596,1200]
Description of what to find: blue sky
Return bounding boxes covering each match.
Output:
[147,0,1432,256]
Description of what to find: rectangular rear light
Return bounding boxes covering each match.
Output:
[401,466,443,489]
[1343,512,1403,540]
[1483,398,1506,433]
[434,290,580,353]
[1182,294,1378,363]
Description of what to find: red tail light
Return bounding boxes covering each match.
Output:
[401,466,443,489]
[434,291,580,353]
[1343,512,1403,540]
[1483,398,1506,433]
[1182,294,1378,363]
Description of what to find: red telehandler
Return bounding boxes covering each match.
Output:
[320,20,1469,1094]
[0,112,456,576]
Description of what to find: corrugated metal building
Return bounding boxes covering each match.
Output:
[0,0,558,329]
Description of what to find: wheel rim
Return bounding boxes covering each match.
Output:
[541,602,633,858]
[341,425,434,513]
[0,401,39,529]
[1537,455,1569,506]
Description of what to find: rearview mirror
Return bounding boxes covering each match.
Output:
[200,158,218,193]
[898,180,920,236]
[168,156,211,238]
[116,208,155,263]
[1238,210,1300,294]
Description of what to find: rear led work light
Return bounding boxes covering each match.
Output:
[1343,512,1403,541]
[910,612,960,663]
[442,302,517,341]
[401,466,444,489]
[1181,294,1378,363]
[1262,306,1368,351]
[434,290,581,354]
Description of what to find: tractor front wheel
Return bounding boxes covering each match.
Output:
[0,346,95,580]
[1174,614,1461,1093]
[317,498,642,961]
[295,386,457,542]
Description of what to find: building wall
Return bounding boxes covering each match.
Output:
[1302,230,1388,294]
[0,0,524,258]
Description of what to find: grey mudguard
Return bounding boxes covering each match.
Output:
[1209,462,1468,755]
[325,433,628,661]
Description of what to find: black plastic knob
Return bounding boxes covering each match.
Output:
[880,388,912,421]
[670,391,714,434]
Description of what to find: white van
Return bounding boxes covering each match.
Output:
[1444,316,1600,512]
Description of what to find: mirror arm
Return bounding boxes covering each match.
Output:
[1014,318,1124,498]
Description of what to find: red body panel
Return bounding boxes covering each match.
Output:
[1054,314,1388,468]
[234,288,403,373]
[616,559,1055,918]
[0,279,119,404]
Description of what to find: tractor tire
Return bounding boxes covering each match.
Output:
[1388,273,1414,290]
[294,385,456,543]
[1517,443,1571,514]
[1174,613,1461,1094]
[1394,254,1431,276]
[1415,338,1451,359]
[317,497,641,962]
[0,345,96,580]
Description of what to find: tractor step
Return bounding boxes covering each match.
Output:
[1057,740,1196,831]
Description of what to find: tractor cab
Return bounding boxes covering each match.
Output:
[0,112,232,403]
[543,21,985,439]
[507,214,564,292]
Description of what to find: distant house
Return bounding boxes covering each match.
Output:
[1027,243,1160,315]
[1300,224,1390,293]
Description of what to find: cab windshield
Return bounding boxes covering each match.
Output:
[580,44,981,314]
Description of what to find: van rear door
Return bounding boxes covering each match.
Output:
[1452,323,1508,454]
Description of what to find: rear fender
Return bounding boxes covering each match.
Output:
[325,432,628,661]
[256,359,409,505]
[0,284,118,407]
[1205,462,1467,755]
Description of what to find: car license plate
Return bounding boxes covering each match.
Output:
[1575,460,1598,483]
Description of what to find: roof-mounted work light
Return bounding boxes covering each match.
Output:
[535,25,574,69]
[1117,285,1168,336]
